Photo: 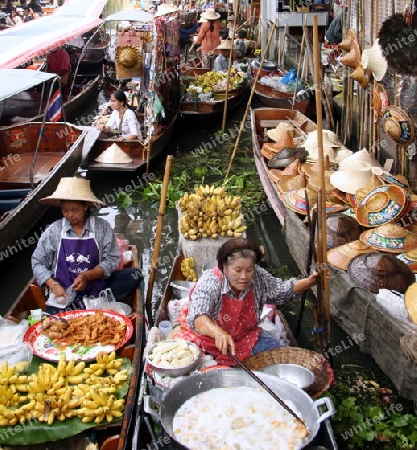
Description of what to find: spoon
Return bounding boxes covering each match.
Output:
[42,312,70,325]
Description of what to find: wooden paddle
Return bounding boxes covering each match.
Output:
[145,155,174,327]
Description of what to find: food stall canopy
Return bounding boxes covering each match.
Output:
[0,0,108,68]
[0,69,57,102]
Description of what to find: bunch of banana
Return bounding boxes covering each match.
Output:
[78,387,125,424]
[0,362,30,407]
[56,354,89,384]
[83,351,124,377]
[178,185,247,240]
[181,256,198,282]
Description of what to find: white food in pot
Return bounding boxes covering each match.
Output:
[172,386,308,450]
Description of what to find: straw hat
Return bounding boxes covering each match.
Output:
[378,171,412,193]
[306,171,335,195]
[301,155,331,177]
[338,148,382,171]
[348,252,415,293]
[340,39,361,69]
[360,223,417,253]
[330,160,372,195]
[361,39,388,82]
[267,130,296,149]
[372,84,389,117]
[115,45,142,70]
[154,3,178,16]
[281,188,318,215]
[268,148,308,168]
[338,28,357,51]
[94,143,133,164]
[405,283,417,324]
[381,106,415,146]
[397,248,417,274]
[216,40,233,51]
[40,177,105,207]
[354,174,384,204]
[277,172,308,193]
[198,17,208,23]
[328,240,378,270]
[349,63,368,89]
[267,123,295,142]
[303,130,341,148]
[324,213,361,249]
[201,8,220,20]
[356,185,410,228]
[269,159,302,181]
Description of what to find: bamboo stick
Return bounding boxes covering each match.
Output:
[145,155,174,327]
[225,19,278,179]
[312,15,331,353]
[222,0,239,134]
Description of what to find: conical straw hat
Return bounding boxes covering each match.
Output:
[301,155,331,176]
[277,172,307,193]
[338,28,357,51]
[270,159,301,180]
[355,173,384,203]
[95,143,133,164]
[267,123,295,142]
[398,248,417,273]
[40,177,105,207]
[267,130,296,150]
[349,63,368,89]
[328,240,378,270]
[361,39,388,82]
[340,39,361,69]
[360,223,417,253]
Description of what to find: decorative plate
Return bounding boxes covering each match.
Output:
[24,310,133,362]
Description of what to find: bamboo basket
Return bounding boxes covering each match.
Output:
[243,347,333,399]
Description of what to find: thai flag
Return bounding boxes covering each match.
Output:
[47,89,63,122]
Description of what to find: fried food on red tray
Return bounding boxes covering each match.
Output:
[41,311,126,346]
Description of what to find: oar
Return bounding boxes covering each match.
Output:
[225,18,278,179]
[145,155,174,327]
[230,354,305,426]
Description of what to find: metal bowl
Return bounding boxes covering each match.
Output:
[170,280,195,299]
[259,363,315,389]
[147,339,200,377]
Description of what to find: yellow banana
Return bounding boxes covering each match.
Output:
[65,358,75,376]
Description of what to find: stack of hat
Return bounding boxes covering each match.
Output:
[267,147,308,169]
[355,184,411,228]
[348,252,415,293]
[302,130,352,164]
[277,171,307,193]
[360,223,417,254]
[282,188,347,216]
[330,160,373,195]
[268,159,301,184]
[95,143,133,164]
[261,131,296,160]
[322,213,361,249]
[267,123,296,142]
[328,240,378,270]
[354,173,384,204]
[338,148,382,171]
[397,248,417,274]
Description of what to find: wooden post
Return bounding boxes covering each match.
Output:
[145,155,174,327]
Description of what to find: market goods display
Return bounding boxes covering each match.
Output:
[25,310,133,361]
[0,352,130,444]
[147,339,199,369]
[181,256,198,282]
[185,69,245,100]
[178,185,246,240]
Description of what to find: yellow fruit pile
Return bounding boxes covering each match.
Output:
[179,185,246,240]
[190,70,244,94]
[0,352,127,427]
[181,257,198,282]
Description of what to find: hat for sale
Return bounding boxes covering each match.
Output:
[381,106,415,146]
[94,143,133,164]
[328,240,378,270]
[360,223,417,253]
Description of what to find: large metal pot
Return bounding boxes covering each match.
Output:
[145,369,336,449]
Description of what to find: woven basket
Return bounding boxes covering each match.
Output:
[243,347,333,399]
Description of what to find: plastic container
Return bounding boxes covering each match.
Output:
[158,320,173,339]
[0,342,33,367]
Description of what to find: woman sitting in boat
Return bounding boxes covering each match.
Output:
[174,238,318,366]
[31,177,143,314]
[213,39,233,72]
[97,90,143,142]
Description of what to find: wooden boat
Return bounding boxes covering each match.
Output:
[4,245,145,450]
[0,117,87,256]
[251,106,317,226]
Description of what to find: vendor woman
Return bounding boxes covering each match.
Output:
[175,238,318,366]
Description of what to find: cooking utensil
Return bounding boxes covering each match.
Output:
[144,370,336,449]
[230,354,304,425]
[42,311,70,325]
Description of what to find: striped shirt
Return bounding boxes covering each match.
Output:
[32,216,120,287]
[186,265,298,329]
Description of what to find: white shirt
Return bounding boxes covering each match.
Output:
[213,54,228,72]
[105,108,142,139]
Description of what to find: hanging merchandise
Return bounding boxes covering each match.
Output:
[381,106,415,146]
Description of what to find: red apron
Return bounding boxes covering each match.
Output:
[174,268,260,366]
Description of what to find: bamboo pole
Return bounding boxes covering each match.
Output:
[312,15,331,353]
[222,0,239,134]
[145,155,174,327]
[225,19,278,179]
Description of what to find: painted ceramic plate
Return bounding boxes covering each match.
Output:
[24,310,133,362]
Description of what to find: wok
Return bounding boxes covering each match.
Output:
[144,369,336,449]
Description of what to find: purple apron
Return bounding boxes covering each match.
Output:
[55,217,107,302]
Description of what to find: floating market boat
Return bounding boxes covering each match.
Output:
[0,0,108,126]
[83,8,181,172]
[0,69,91,257]
[251,106,417,406]
[3,245,145,449]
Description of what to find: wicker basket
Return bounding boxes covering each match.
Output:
[243,347,333,399]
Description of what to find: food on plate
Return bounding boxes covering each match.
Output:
[148,339,199,368]
[173,386,308,450]
[41,311,127,347]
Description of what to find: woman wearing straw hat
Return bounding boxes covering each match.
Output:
[97,90,142,142]
[32,177,143,314]
[172,237,318,366]
[192,8,224,68]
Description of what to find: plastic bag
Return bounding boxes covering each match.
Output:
[116,233,129,270]
[280,68,297,85]
[0,317,29,348]
[168,297,189,325]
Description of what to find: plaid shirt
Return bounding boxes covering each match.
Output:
[186,265,298,329]
[32,216,120,287]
